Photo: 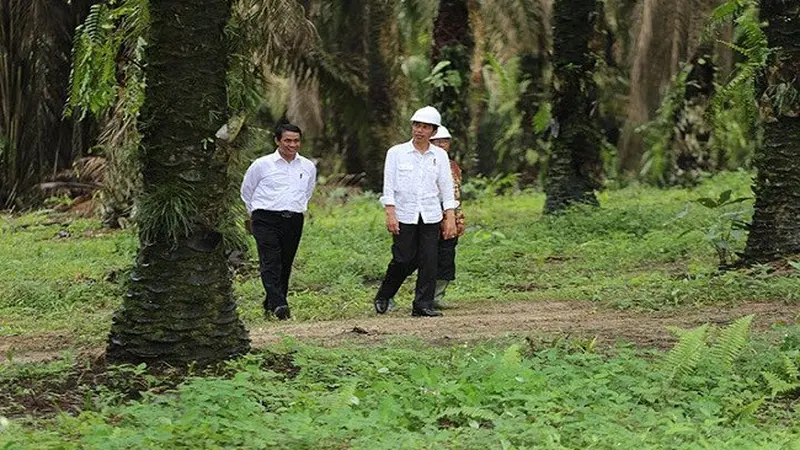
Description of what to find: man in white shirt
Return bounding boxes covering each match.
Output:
[375,106,458,317]
[240,123,317,320]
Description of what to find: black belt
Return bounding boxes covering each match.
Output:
[259,209,301,218]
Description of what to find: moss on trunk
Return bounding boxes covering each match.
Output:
[544,0,602,213]
[107,0,249,366]
[743,1,800,263]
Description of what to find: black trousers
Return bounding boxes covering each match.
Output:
[376,219,440,310]
[251,209,304,311]
[437,237,458,281]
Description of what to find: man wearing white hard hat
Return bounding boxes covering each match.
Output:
[375,106,458,317]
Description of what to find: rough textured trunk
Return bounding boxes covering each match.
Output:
[544,0,602,213]
[743,1,800,263]
[107,0,250,365]
[364,0,398,190]
[431,0,473,162]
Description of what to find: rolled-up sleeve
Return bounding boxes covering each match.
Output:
[438,151,458,211]
[379,149,396,207]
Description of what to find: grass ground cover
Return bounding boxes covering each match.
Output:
[2,171,800,448]
[0,173,800,345]
[2,171,800,347]
[2,325,800,449]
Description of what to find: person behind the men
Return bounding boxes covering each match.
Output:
[429,125,465,309]
[374,106,458,317]
[240,123,316,320]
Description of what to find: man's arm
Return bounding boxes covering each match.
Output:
[379,149,400,235]
[306,162,317,201]
[240,161,260,214]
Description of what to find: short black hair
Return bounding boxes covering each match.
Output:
[274,123,302,140]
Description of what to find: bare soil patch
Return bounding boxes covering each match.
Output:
[2,300,798,366]
[249,300,799,349]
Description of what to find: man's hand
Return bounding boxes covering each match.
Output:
[441,210,456,239]
[385,206,400,235]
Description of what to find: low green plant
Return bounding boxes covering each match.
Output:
[675,188,752,267]
[3,332,800,448]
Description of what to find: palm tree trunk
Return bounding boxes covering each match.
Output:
[364,0,398,190]
[431,0,473,162]
[107,0,250,365]
[544,0,602,213]
[743,1,800,263]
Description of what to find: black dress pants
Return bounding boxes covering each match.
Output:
[376,219,440,310]
[251,209,304,311]
[436,237,458,281]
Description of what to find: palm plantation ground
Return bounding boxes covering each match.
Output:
[2,172,800,447]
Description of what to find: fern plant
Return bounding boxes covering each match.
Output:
[762,353,800,398]
[706,0,769,164]
[662,315,755,385]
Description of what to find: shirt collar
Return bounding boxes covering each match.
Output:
[272,149,300,164]
[405,139,433,154]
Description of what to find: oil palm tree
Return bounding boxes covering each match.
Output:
[431,0,473,161]
[544,0,603,212]
[106,0,250,365]
[742,0,800,263]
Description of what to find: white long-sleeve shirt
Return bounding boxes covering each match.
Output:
[379,140,458,224]
[240,150,317,214]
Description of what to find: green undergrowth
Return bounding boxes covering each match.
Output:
[2,171,800,347]
[2,322,800,449]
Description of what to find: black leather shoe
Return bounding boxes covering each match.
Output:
[412,308,443,317]
[274,305,291,321]
[375,296,390,314]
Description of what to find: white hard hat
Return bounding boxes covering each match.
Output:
[431,125,451,140]
[410,106,442,126]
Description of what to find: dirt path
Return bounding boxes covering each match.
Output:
[254,300,797,348]
[3,300,798,364]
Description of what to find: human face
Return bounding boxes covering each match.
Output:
[275,131,301,161]
[431,138,451,152]
[411,121,436,146]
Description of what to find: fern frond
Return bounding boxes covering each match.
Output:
[762,371,800,398]
[735,397,765,419]
[782,354,800,381]
[662,324,710,384]
[710,315,753,371]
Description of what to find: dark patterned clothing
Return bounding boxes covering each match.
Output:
[450,160,465,237]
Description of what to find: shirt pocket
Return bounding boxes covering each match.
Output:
[424,163,439,188]
[294,169,311,192]
[397,163,414,187]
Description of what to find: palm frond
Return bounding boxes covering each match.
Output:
[480,0,551,60]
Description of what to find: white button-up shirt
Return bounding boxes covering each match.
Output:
[240,150,317,214]
[379,140,458,224]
